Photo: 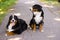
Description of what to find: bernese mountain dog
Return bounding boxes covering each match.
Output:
[29,4,44,32]
[6,15,27,36]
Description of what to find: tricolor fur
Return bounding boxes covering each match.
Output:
[6,15,27,36]
[29,4,44,32]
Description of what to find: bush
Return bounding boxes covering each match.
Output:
[40,0,58,1]
[45,0,57,1]
[39,0,59,5]
[0,0,16,11]
[0,0,17,24]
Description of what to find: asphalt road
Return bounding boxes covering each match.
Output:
[0,0,60,40]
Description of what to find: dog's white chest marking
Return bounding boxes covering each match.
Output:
[8,25,13,30]
[34,12,42,24]
[8,23,14,32]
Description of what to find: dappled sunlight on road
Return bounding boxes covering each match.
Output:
[42,4,54,8]
[8,37,23,40]
[55,11,60,13]
[54,17,60,21]
[10,8,15,11]
[47,34,56,38]
[24,1,35,4]
[14,13,21,16]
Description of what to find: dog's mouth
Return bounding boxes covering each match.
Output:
[10,20,17,26]
[10,22,15,26]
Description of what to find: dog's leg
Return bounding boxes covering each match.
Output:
[6,31,15,36]
[39,24,43,32]
[31,24,33,29]
[33,24,36,32]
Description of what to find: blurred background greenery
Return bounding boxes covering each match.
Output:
[0,0,17,24]
[39,0,60,6]
[0,0,60,24]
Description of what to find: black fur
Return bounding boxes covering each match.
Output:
[6,15,27,34]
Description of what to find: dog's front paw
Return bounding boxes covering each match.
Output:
[40,30,44,32]
[33,31,36,32]
[6,31,15,36]
[7,29,14,32]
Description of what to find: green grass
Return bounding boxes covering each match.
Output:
[39,0,60,6]
[0,0,17,24]
[0,12,6,24]
[0,0,17,11]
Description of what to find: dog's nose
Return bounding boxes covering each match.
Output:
[12,20,14,22]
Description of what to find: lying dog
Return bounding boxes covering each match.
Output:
[29,4,44,32]
[6,15,27,36]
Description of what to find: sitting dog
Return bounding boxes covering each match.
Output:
[29,4,44,32]
[6,15,27,36]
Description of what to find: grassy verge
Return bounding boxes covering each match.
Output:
[0,0,17,24]
[39,0,60,6]
[0,12,6,24]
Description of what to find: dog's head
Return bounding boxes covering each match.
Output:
[30,4,42,16]
[8,15,18,26]
[31,4,42,12]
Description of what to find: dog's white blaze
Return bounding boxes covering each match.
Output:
[34,12,42,24]
[11,15,15,22]
[12,15,14,20]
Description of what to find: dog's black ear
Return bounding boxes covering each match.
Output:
[6,21,10,29]
[14,15,18,19]
[9,15,12,20]
[14,15,18,17]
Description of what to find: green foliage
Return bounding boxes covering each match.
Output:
[39,0,60,6]
[42,0,57,1]
[0,12,6,24]
[0,0,16,11]
[0,0,7,2]
[0,0,16,24]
